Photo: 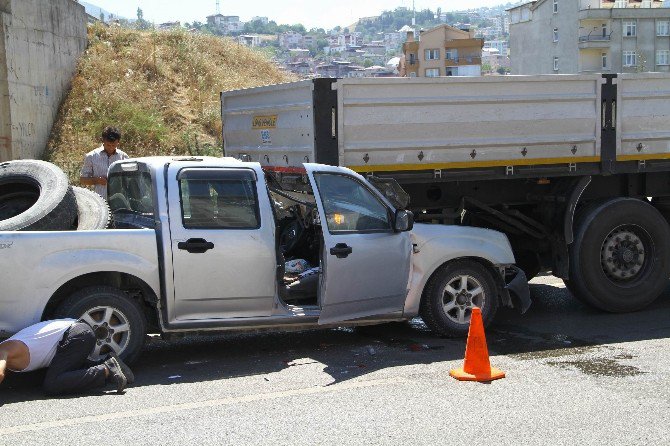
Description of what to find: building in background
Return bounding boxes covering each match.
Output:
[278,31,303,49]
[238,35,261,47]
[250,16,268,25]
[206,14,244,34]
[509,0,670,74]
[400,24,484,77]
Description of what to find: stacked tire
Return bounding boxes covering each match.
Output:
[0,160,110,231]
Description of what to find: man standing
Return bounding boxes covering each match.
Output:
[0,319,134,395]
[80,126,129,200]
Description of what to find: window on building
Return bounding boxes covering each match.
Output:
[553,57,559,71]
[425,68,440,77]
[623,51,637,67]
[657,21,670,37]
[624,21,637,37]
[614,0,628,7]
[409,53,416,65]
[602,24,608,38]
[602,52,608,69]
[553,28,559,42]
[424,49,439,60]
[445,49,458,60]
[657,50,670,65]
[553,0,558,13]
[409,72,417,77]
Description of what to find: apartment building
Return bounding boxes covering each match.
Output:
[206,14,244,34]
[278,31,303,49]
[509,0,670,74]
[401,24,484,77]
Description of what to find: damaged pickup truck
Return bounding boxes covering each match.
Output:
[0,157,529,363]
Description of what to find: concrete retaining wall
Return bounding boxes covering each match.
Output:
[0,0,87,161]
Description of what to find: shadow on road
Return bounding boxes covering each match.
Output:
[3,280,670,404]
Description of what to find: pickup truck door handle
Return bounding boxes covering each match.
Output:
[178,238,215,254]
[330,243,353,259]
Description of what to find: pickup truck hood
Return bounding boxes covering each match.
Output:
[410,223,515,263]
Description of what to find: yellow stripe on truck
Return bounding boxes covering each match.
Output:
[348,156,601,173]
[617,154,670,162]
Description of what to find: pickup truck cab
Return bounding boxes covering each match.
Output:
[0,157,529,363]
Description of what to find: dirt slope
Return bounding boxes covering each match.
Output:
[47,24,293,180]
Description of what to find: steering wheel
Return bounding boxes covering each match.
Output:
[279,219,305,255]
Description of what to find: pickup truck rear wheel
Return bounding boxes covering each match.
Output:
[55,286,147,364]
[568,198,670,312]
[420,260,499,337]
[0,160,77,231]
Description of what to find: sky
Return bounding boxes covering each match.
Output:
[85,0,510,29]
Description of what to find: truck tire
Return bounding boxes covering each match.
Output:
[55,286,147,364]
[420,260,499,337]
[71,186,110,230]
[568,198,670,312]
[0,160,77,231]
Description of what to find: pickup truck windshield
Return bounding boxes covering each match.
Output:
[108,171,155,228]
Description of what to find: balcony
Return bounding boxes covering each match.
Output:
[445,56,482,66]
[578,32,613,48]
[444,38,484,49]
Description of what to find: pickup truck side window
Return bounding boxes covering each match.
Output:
[179,169,260,229]
[314,173,391,233]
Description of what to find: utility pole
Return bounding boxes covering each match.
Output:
[412,0,417,39]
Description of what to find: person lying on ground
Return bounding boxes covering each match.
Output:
[0,319,134,395]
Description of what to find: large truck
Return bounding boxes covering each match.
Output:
[221,73,670,313]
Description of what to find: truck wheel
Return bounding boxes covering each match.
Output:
[55,286,147,364]
[0,160,77,231]
[569,198,670,312]
[71,187,110,230]
[420,260,499,337]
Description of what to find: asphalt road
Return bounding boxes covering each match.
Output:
[2,276,670,445]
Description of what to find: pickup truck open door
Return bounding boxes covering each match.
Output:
[304,164,412,325]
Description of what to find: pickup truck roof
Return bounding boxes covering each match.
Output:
[112,156,248,171]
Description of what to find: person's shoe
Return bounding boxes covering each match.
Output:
[108,352,135,385]
[104,357,127,394]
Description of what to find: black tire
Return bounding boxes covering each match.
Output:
[0,160,77,231]
[54,286,147,364]
[420,260,499,337]
[568,198,670,312]
[71,186,110,230]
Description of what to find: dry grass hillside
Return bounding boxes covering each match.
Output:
[47,24,294,180]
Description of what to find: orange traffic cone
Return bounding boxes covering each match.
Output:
[450,307,505,382]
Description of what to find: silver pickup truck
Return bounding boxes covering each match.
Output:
[0,157,528,363]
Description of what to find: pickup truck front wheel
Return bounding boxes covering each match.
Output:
[55,286,147,364]
[420,260,499,337]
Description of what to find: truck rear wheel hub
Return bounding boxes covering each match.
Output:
[601,227,646,281]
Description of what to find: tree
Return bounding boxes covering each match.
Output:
[636,49,648,73]
[363,59,373,68]
[136,8,149,30]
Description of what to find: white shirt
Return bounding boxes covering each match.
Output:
[4,319,77,372]
[81,146,129,199]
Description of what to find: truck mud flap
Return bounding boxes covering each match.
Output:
[504,266,531,314]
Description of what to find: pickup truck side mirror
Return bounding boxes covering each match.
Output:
[394,210,414,232]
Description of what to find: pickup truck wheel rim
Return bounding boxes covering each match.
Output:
[442,275,485,325]
[80,306,132,360]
